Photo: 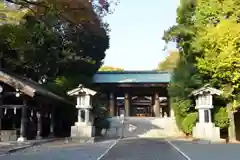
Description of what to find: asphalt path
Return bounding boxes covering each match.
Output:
[101,138,187,160]
[0,138,188,160]
[171,140,240,160]
[1,116,240,160]
[0,139,117,160]
[1,138,240,160]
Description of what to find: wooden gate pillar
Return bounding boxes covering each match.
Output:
[109,92,116,117]
[154,93,161,117]
[124,93,130,117]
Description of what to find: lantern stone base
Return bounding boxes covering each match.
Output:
[193,122,220,140]
[70,122,95,143]
[17,136,27,142]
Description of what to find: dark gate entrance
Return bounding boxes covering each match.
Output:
[131,96,151,117]
[132,106,149,117]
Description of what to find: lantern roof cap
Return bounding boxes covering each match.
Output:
[67,84,97,96]
[190,84,222,97]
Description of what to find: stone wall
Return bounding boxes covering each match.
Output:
[0,130,17,142]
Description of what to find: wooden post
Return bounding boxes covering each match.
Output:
[49,108,55,137]
[124,93,130,117]
[18,99,28,142]
[151,95,154,117]
[36,110,43,139]
[109,92,115,117]
[154,93,160,117]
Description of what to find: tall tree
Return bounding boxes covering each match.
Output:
[192,0,240,141]
[0,0,117,135]
[0,0,112,96]
[156,51,180,71]
[163,0,207,134]
[164,0,239,139]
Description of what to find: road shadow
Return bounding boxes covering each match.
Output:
[122,117,164,139]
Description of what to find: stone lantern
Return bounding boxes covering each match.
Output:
[190,85,222,140]
[67,84,96,140]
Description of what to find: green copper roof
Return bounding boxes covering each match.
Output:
[93,71,171,83]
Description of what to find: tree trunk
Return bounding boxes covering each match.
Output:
[228,103,236,142]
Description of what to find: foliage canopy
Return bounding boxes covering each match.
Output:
[163,0,240,137]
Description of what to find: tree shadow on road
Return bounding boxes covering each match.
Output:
[122,117,164,139]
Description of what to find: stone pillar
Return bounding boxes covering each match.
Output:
[18,101,28,142]
[198,109,204,123]
[198,109,211,123]
[36,110,43,139]
[208,110,212,123]
[77,109,83,123]
[109,92,115,117]
[124,93,130,117]
[85,109,90,124]
[154,93,160,117]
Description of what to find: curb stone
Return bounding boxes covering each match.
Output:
[0,139,59,156]
[0,144,33,156]
[7,145,32,153]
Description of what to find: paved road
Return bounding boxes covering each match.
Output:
[0,140,117,160]
[1,138,240,160]
[171,140,240,160]
[123,117,162,138]
[1,116,240,160]
[0,138,187,160]
[101,138,186,160]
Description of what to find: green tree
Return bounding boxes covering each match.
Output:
[192,0,240,141]
[0,0,111,92]
[164,0,240,140]
[99,65,124,71]
[156,51,180,71]
[163,0,204,135]
[0,2,27,24]
[0,0,115,136]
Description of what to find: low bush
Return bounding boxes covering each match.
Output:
[181,112,198,135]
[94,116,110,136]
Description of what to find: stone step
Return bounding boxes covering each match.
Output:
[69,137,95,144]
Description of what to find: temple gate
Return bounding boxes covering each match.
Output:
[93,71,173,118]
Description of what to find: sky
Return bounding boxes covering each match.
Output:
[103,0,179,70]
